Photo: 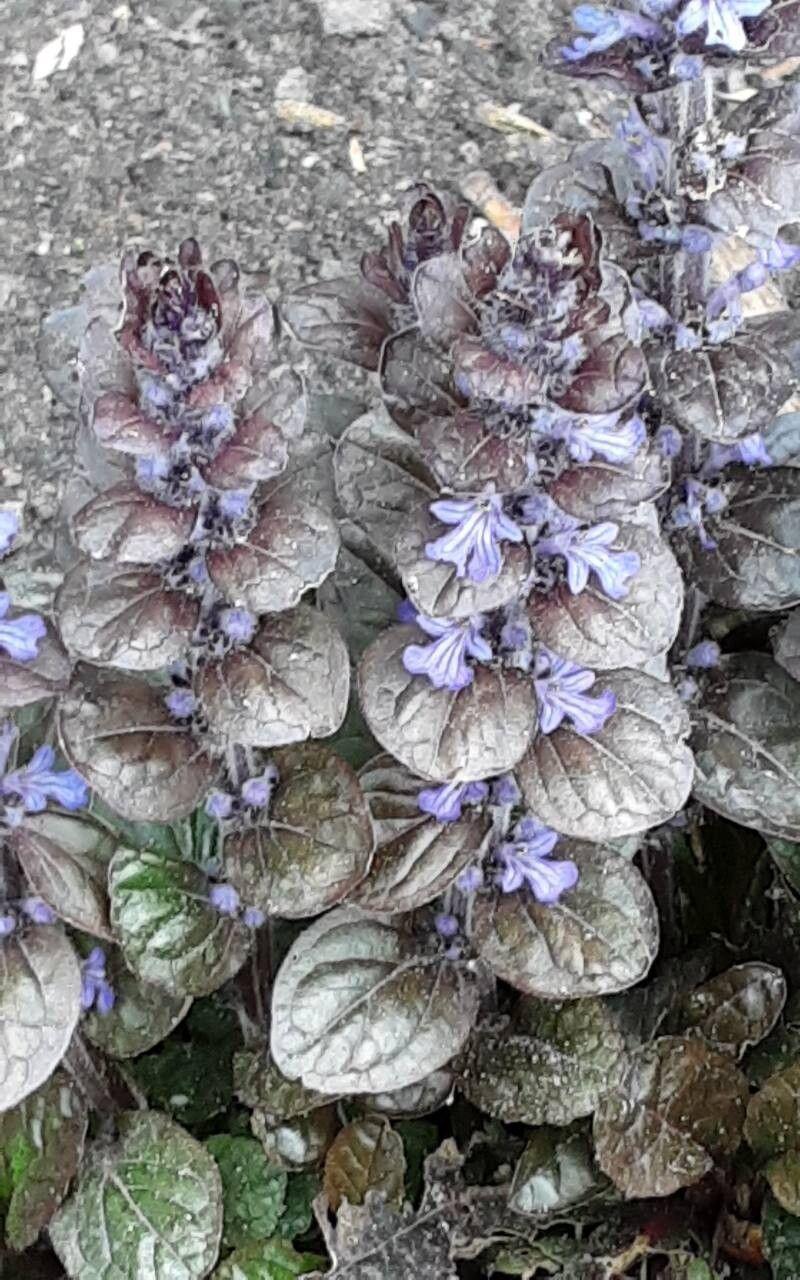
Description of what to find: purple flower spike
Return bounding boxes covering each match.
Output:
[418,779,489,823]
[676,0,771,52]
[435,913,460,939]
[241,764,279,808]
[0,593,46,663]
[561,5,665,61]
[81,947,115,1016]
[403,614,492,691]
[0,510,20,557]
[0,913,16,937]
[166,688,197,719]
[425,495,523,584]
[686,639,721,668]
[20,897,57,925]
[220,607,256,645]
[534,648,617,736]
[205,790,234,820]
[496,819,579,904]
[209,882,241,916]
[2,746,88,813]
[537,522,640,599]
[616,106,670,191]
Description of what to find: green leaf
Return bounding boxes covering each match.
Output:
[109,846,252,997]
[277,1173,318,1239]
[206,1136,287,1251]
[745,1060,800,1212]
[509,1126,609,1218]
[0,1071,87,1250]
[128,1041,234,1128]
[49,1110,223,1280]
[395,1121,439,1205]
[83,948,192,1059]
[462,997,627,1126]
[212,1238,324,1279]
[767,837,800,894]
[671,962,787,1059]
[593,1036,748,1198]
[322,1118,406,1212]
[746,992,800,1086]
[763,1193,800,1280]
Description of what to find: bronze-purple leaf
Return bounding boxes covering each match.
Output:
[11,812,116,941]
[72,484,194,565]
[90,390,171,458]
[283,276,395,371]
[549,450,670,522]
[0,619,71,711]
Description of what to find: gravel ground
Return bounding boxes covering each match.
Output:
[0,0,606,603]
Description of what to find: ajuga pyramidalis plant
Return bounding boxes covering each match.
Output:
[2,2,800,1276]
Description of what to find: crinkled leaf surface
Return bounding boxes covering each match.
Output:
[775,609,800,681]
[205,365,301,488]
[49,1110,223,1280]
[395,505,530,622]
[207,496,339,615]
[671,963,786,1060]
[359,626,536,783]
[59,668,217,822]
[593,1036,748,1199]
[11,811,115,940]
[472,843,658,998]
[83,948,191,1059]
[682,468,800,612]
[283,276,394,371]
[213,1239,323,1279]
[0,617,71,711]
[323,1118,406,1212]
[334,408,436,561]
[549,449,669,523]
[411,252,476,345]
[270,908,481,1095]
[0,1070,88,1251]
[518,669,694,838]
[379,331,459,433]
[691,653,800,839]
[72,484,194,565]
[351,756,490,914]
[509,1127,608,1219]
[745,1060,800,1203]
[206,1135,287,1251]
[318,533,401,661]
[364,1070,454,1119]
[462,996,627,1125]
[414,411,527,494]
[224,743,373,918]
[200,606,349,749]
[253,1107,339,1172]
[57,559,197,672]
[109,846,252,998]
[529,525,682,670]
[234,1051,332,1124]
[649,332,794,443]
[0,928,82,1113]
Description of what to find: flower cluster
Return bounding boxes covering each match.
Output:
[54,242,350,823]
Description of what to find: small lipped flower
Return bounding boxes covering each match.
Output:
[425,495,523,583]
[165,687,198,719]
[2,746,88,813]
[242,906,266,928]
[686,639,722,668]
[534,648,617,735]
[676,0,771,53]
[403,614,493,691]
[616,105,670,191]
[704,431,772,474]
[434,912,460,939]
[543,411,647,465]
[671,476,725,549]
[209,882,241,916]
[81,948,115,1016]
[219,607,256,646]
[536,522,640,599]
[0,912,16,937]
[417,779,489,823]
[495,818,579,904]
[205,790,234,821]
[241,764,279,809]
[0,593,46,663]
[561,4,666,61]
[20,897,57,925]
[0,509,20,557]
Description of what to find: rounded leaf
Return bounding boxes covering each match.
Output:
[359,625,536,783]
[200,606,349,749]
[12,811,116,940]
[593,1036,748,1199]
[0,618,71,712]
[224,744,374,918]
[395,506,530,621]
[270,908,481,1094]
[253,1106,339,1172]
[549,449,670,522]
[509,1128,608,1219]
[352,756,490,914]
[205,1134,287,1250]
[691,653,800,839]
[0,928,82,1113]
[673,963,787,1060]
[529,526,683,670]
[323,1117,406,1212]
[207,496,340,614]
[463,997,627,1126]
[363,1070,454,1118]
[109,846,252,998]
[72,484,194,565]
[57,560,197,672]
[334,408,436,561]
[49,1110,223,1280]
[59,669,218,822]
[518,669,694,839]
[745,1061,800,1209]
[472,843,659,998]
[283,276,394,371]
[415,411,528,493]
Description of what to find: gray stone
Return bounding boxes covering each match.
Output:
[315,0,392,38]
